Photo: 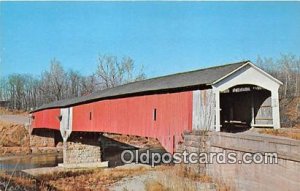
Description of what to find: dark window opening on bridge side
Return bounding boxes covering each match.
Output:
[153,108,157,121]
[89,112,92,120]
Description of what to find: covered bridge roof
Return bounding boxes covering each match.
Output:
[32,60,249,112]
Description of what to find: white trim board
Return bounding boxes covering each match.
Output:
[211,61,283,86]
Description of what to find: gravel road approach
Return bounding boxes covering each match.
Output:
[0,115,29,125]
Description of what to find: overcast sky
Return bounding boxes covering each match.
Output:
[1,2,300,78]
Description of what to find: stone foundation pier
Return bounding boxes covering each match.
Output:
[60,132,108,168]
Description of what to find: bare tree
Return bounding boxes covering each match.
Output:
[96,55,145,88]
[256,54,300,99]
[8,74,24,109]
[295,58,300,97]
[80,74,98,95]
[279,54,294,98]
[49,59,66,100]
[67,70,82,98]
[39,59,67,102]
[0,77,9,101]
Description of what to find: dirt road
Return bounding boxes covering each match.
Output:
[0,115,29,125]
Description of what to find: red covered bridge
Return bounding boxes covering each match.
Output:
[30,61,282,153]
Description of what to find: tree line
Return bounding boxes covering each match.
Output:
[0,55,145,110]
[0,54,299,111]
[256,54,300,98]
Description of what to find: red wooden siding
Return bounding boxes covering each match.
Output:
[31,109,60,130]
[73,103,94,131]
[72,91,193,152]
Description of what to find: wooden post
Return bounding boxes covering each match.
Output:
[251,88,255,127]
[214,89,221,132]
[271,90,280,129]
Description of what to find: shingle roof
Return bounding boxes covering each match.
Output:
[32,60,249,112]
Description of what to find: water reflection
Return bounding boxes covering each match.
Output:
[0,154,63,171]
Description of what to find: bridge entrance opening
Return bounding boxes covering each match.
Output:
[220,85,272,133]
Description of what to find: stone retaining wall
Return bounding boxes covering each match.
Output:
[30,129,56,147]
[180,131,208,175]
[30,129,63,154]
[183,131,300,191]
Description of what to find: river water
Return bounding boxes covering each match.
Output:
[0,154,63,172]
